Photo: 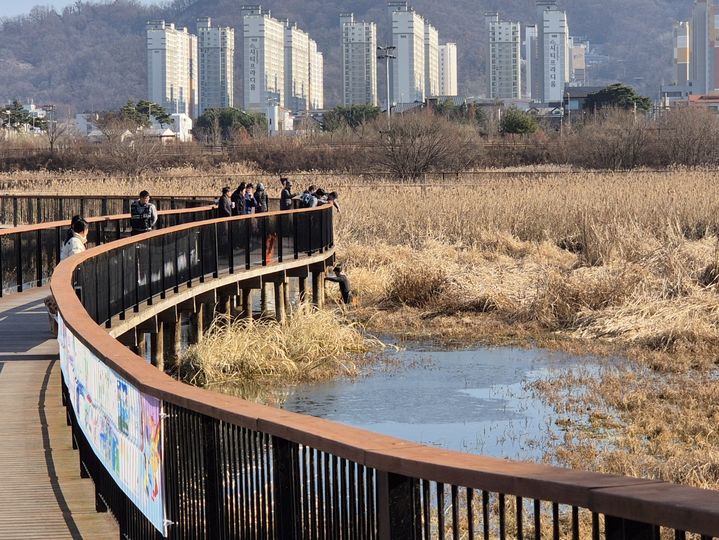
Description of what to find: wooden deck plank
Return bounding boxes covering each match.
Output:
[0,288,117,539]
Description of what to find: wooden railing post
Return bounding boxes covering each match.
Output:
[605,516,658,540]
[377,471,420,540]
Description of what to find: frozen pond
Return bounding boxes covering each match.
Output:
[281,346,597,461]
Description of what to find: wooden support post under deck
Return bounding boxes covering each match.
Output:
[150,324,164,372]
[260,282,268,316]
[242,288,253,319]
[162,318,179,371]
[191,303,204,344]
[136,332,147,361]
[312,271,324,308]
[283,279,291,317]
[298,276,307,304]
[274,281,286,323]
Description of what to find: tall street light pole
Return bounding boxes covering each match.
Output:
[377,45,396,123]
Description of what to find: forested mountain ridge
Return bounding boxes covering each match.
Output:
[0,0,692,113]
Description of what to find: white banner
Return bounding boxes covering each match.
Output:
[58,315,166,535]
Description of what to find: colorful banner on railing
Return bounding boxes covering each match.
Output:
[57,315,166,535]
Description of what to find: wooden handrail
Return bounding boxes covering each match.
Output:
[49,208,719,536]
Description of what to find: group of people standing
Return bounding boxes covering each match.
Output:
[217,177,340,218]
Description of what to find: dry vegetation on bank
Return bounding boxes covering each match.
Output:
[175,307,383,404]
[326,169,719,490]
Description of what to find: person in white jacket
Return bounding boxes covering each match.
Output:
[60,218,88,260]
[47,217,89,336]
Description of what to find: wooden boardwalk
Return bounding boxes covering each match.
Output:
[0,287,117,539]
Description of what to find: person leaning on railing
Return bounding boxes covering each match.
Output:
[130,190,158,236]
[45,216,89,336]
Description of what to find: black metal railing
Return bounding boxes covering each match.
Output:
[0,207,216,296]
[73,208,331,327]
[0,194,215,226]
[53,206,719,540]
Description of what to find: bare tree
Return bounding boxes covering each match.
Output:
[373,111,479,179]
[94,114,163,175]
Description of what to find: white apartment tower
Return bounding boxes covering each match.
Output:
[242,6,285,111]
[197,17,234,112]
[674,21,690,86]
[689,1,719,93]
[391,4,426,105]
[486,13,522,100]
[536,1,570,103]
[439,42,458,96]
[524,25,538,99]
[146,20,198,117]
[284,23,310,112]
[424,23,440,98]
[309,40,324,110]
[340,14,378,106]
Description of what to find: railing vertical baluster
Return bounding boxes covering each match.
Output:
[245,220,251,270]
[466,488,474,540]
[482,491,490,540]
[134,245,140,312]
[228,221,234,274]
[592,512,600,540]
[16,233,22,292]
[377,472,418,540]
[516,496,524,540]
[35,229,42,286]
[499,493,506,540]
[451,485,459,539]
[198,228,205,283]
[535,499,542,540]
[294,211,299,259]
[552,502,560,540]
[277,213,283,262]
[202,416,221,539]
[437,482,445,540]
[212,223,219,278]
[572,506,580,540]
[12,197,18,227]
[261,217,267,266]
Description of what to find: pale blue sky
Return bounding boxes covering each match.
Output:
[0,1,156,18]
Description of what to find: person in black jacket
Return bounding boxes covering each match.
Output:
[280,179,296,210]
[231,182,246,216]
[217,187,233,218]
[254,183,269,213]
[325,265,353,304]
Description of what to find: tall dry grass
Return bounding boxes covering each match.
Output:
[327,170,719,490]
[176,306,384,403]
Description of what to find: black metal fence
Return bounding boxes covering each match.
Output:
[0,207,216,296]
[73,208,332,327]
[0,195,215,226]
[56,206,719,540]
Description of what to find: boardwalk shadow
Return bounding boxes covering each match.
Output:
[38,359,83,539]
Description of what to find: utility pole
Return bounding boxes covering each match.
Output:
[377,45,396,124]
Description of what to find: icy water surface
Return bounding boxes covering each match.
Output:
[282,346,597,461]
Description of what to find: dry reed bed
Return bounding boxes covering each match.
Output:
[328,170,719,490]
[176,306,383,404]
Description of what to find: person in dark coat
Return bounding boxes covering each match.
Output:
[254,183,269,213]
[217,187,233,218]
[231,182,246,216]
[280,179,296,210]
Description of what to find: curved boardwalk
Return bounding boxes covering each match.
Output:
[0,288,117,539]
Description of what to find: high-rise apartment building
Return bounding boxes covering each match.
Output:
[309,40,324,110]
[340,14,377,106]
[569,37,588,86]
[524,25,538,99]
[691,1,719,94]
[242,6,285,111]
[486,13,521,100]
[535,1,569,103]
[674,21,690,86]
[197,17,234,113]
[424,23,440,98]
[147,20,198,117]
[284,23,310,112]
[391,4,426,105]
[438,42,458,96]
